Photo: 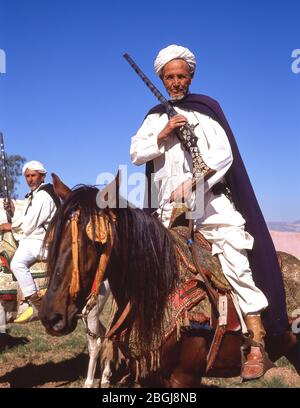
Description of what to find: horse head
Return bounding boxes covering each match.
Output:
[39,178,114,336]
[40,173,178,350]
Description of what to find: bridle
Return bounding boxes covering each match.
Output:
[69,209,114,300]
[69,208,132,340]
[69,209,114,338]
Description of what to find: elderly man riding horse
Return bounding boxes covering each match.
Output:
[130,44,288,381]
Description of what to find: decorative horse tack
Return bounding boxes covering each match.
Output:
[85,212,131,339]
[86,214,109,244]
[40,185,300,387]
[70,210,80,298]
[69,209,114,299]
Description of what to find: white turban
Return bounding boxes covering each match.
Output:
[154,44,196,77]
[22,160,47,175]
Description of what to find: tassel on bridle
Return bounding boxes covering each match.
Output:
[70,210,81,298]
[89,219,113,298]
[71,210,131,340]
[69,209,114,300]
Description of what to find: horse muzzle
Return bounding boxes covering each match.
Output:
[39,304,79,336]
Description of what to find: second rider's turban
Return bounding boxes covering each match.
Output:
[22,160,47,175]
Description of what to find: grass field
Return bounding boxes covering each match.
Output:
[0,315,299,388]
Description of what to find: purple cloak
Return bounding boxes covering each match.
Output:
[145,93,288,336]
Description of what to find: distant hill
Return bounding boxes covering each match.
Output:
[267,221,300,232]
[269,230,300,259]
[267,220,300,258]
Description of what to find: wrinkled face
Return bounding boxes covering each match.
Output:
[39,218,100,336]
[161,59,192,100]
[25,169,45,191]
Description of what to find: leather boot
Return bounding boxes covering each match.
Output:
[241,314,273,381]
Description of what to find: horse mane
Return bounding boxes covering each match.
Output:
[45,185,179,348]
[113,206,178,349]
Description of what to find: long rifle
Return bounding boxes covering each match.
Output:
[123,53,215,182]
[0,132,12,223]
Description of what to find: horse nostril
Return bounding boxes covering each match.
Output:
[42,313,65,332]
[50,313,63,327]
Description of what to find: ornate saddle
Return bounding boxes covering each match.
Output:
[170,225,231,292]
[169,224,242,372]
[110,215,242,377]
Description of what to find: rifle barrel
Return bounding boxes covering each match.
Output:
[123,53,176,117]
[0,132,12,223]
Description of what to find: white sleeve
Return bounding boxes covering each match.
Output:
[21,191,56,236]
[197,116,233,192]
[130,114,166,165]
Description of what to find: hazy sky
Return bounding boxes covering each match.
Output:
[0,0,299,221]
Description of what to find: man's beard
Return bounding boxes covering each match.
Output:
[170,86,189,101]
[171,94,186,101]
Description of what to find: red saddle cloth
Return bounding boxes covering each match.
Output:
[0,252,17,301]
[0,253,10,274]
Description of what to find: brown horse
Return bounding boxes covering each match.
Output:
[39,183,300,387]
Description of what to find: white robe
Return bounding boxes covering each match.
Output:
[130,107,268,315]
[12,184,56,242]
[10,184,56,298]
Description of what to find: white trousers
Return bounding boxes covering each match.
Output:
[160,189,269,315]
[200,227,269,315]
[10,239,46,298]
[217,245,268,315]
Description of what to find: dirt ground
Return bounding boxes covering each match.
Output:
[0,321,91,388]
[0,319,299,389]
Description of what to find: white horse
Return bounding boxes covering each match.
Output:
[0,198,111,387]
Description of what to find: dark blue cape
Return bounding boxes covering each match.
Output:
[145,93,288,336]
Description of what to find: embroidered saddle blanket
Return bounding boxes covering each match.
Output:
[112,225,240,365]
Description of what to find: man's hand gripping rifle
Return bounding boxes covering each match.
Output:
[123,53,216,203]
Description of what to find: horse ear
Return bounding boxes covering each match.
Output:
[101,170,122,205]
[51,173,72,201]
